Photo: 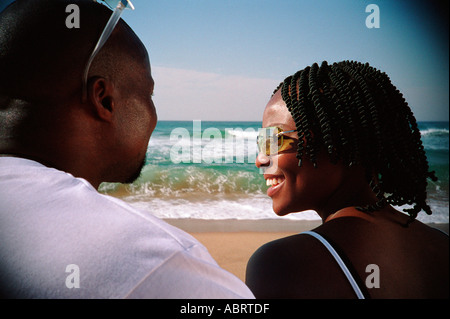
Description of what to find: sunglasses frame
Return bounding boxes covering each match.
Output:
[257,127,298,156]
[81,0,135,101]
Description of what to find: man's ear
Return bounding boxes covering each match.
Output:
[88,77,115,121]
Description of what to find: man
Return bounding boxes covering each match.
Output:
[0,0,254,299]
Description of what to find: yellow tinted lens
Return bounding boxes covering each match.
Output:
[278,138,294,152]
[256,136,267,155]
[256,137,275,155]
[257,127,284,155]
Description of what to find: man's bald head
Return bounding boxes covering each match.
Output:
[0,0,157,188]
[0,0,148,103]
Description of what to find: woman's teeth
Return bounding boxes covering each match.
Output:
[266,177,284,186]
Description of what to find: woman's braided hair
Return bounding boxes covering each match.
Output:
[274,60,437,222]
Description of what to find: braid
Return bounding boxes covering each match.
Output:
[297,68,315,167]
[275,60,437,222]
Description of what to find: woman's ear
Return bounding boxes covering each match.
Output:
[87,77,115,121]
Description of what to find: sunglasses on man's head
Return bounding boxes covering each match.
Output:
[82,0,135,100]
[257,127,297,156]
[0,0,135,102]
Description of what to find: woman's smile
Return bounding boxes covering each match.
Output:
[264,174,286,197]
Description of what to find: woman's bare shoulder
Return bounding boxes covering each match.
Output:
[245,231,358,298]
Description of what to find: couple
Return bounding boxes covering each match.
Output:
[0,0,448,299]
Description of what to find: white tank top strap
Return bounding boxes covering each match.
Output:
[302,230,365,299]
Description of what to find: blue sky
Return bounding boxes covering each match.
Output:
[119,0,448,121]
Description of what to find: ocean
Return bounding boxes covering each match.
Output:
[99,121,449,224]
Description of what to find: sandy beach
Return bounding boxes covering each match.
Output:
[165,219,449,283]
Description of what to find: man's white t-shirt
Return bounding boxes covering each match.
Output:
[0,157,254,299]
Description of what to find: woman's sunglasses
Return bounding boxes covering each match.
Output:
[257,127,297,156]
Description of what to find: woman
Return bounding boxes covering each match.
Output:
[246,61,448,298]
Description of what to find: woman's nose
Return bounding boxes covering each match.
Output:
[255,152,271,168]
